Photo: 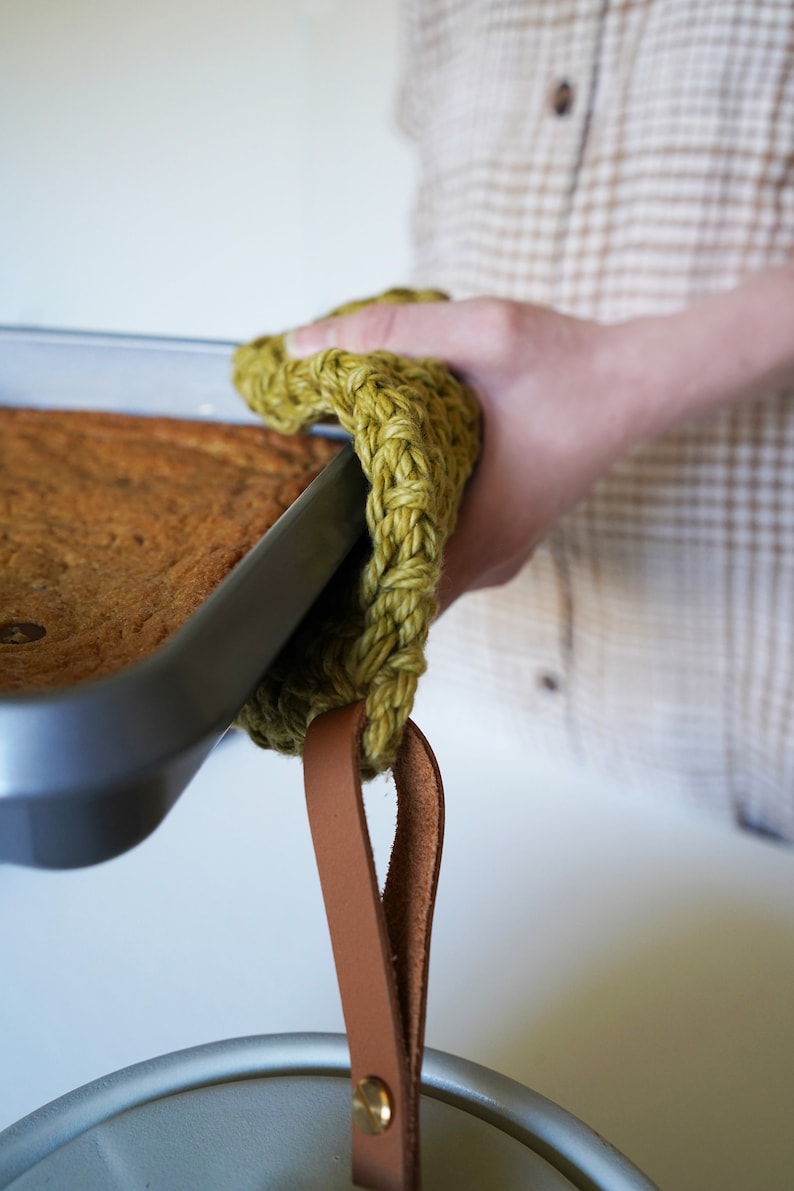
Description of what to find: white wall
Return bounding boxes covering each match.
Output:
[4,9,794,1190]
[0,0,415,339]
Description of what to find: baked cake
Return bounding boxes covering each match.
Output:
[0,406,339,693]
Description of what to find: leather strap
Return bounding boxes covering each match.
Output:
[303,701,445,1191]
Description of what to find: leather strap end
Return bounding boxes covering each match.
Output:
[303,702,444,1191]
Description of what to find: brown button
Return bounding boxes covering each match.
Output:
[538,671,561,693]
[550,80,574,117]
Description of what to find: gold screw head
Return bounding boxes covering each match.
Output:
[352,1077,393,1135]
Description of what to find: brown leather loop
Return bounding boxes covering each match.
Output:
[303,701,445,1191]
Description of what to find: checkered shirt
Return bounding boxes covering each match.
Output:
[399,0,794,837]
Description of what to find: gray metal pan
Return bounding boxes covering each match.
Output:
[0,328,366,870]
[0,1033,659,1190]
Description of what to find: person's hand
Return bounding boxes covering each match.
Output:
[287,297,641,609]
[287,265,794,609]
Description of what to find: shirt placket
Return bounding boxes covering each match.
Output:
[531,2,607,743]
[549,0,609,313]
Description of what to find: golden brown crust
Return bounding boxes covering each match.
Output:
[0,407,339,692]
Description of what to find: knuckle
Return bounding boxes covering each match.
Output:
[465,298,524,363]
[349,302,400,352]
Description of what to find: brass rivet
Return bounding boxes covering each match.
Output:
[352,1077,393,1135]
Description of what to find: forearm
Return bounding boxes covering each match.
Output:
[603,259,794,447]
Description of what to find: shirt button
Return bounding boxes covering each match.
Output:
[538,671,562,693]
[550,79,574,117]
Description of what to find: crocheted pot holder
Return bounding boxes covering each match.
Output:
[232,288,481,776]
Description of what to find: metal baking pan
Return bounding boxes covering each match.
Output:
[0,327,367,870]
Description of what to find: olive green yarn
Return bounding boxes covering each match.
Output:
[232,288,481,775]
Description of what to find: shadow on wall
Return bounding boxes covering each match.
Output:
[489,900,794,1191]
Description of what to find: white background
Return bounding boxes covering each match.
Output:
[0,0,415,338]
[2,4,794,1190]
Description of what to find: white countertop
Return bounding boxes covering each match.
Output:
[2,664,794,1190]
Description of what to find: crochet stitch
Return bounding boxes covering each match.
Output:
[232,288,481,775]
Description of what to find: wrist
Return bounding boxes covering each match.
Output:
[587,317,674,454]
[596,260,794,449]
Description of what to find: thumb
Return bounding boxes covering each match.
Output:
[285,298,474,365]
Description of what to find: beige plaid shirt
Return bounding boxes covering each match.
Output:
[399,0,794,837]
